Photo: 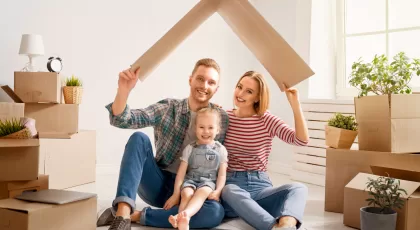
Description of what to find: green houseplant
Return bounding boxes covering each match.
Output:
[325,113,358,149]
[360,175,408,230]
[347,52,420,153]
[63,75,83,104]
[0,118,32,139]
[349,51,420,97]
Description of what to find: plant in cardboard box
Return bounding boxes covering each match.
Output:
[63,74,83,104]
[0,118,32,139]
[348,51,420,153]
[325,113,358,149]
[360,174,407,230]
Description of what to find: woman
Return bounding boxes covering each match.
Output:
[221,71,309,230]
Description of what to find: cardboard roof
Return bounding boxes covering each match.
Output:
[0,198,53,213]
[130,0,314,91]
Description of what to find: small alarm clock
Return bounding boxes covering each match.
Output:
[47,56,63,73]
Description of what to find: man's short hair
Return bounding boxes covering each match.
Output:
[192,58,221,76]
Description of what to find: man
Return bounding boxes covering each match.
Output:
[97,58,229,230]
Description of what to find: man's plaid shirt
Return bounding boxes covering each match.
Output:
[105,98,229,168]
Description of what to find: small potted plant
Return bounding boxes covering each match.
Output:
[325,113,358,149]
[0,118,32,139]
[361,175,407,230]
[63,75,83,104]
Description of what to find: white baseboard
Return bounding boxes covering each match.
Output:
[96,164,120,175]
[267,161,292,176]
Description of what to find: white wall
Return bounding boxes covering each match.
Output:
[0,0,312,175]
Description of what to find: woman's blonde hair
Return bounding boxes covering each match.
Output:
[235,71,270,116]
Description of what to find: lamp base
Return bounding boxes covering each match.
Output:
[21,55,39,72]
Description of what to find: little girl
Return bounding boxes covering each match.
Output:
[166,107,228,230]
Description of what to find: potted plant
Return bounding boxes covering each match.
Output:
[63,75,83,104]
[348,52,420,153]
[360,175,407,230]
[0,118,32,139]
[325,113,358,149]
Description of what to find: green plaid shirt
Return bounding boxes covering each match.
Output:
[105,98,229,168]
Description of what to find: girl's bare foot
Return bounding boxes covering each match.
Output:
[168,214,178,228]
[178,211,190,230]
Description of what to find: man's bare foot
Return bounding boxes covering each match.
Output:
[168,214,178,228]
[178,211,190,230]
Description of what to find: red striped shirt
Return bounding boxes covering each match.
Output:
[224,110,308,171]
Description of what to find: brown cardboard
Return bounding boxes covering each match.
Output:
[0,175,49,199]
[0,139,40,181]
[0,196,96,230]
[130,0,314,91]
[130,0,220,80]
[344,171,420,230]
[24,103,79,135]
[355,94,420,153]
[325,148,420,213]
[38,130,96,189]
[0,85,24,119]
[14,71,62,103]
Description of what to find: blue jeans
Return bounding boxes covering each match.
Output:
[221,171,308,230]
[112,132,225,228]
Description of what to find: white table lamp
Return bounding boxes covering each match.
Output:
[19,34,45,72]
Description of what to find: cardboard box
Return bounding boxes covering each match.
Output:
[325,148,420,213]
[0,175,48,199]
[25,103,79,135]
[355,94,420,153]
[14,71,62,103]
[130,0,314,90]
[0,85,24,119]
[38,130,96,189]
[344,170,420,230]
[0,139,40,181]
[0,194,96,230]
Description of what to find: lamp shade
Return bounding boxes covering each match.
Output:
[19,34,45,56]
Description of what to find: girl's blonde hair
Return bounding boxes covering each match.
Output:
[235,71,270,116]
[196,107,221,130]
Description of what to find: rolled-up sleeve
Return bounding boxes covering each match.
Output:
[105,99,169,129]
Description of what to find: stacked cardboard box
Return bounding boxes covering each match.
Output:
[0,72,97,229]
[324,94,420,230]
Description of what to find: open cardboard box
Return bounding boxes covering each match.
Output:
[325,148,420,213]
[130,0,314,90]
[355,94,420,153]
[0,175,49,199]
[1,85,78,137]
[14,71,63,103]
[344,167,420,230]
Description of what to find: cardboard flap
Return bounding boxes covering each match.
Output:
[38,132,73,139]
[0,139,40,148]
[371,166,420,183]
[390,94,420,118]
[0,85,23,103]
[354,95,390,120]
[130,0,220,80]
[346,173,420,198]
[7,175,48,190]
[217,0,314,90]
[0,198,52,212]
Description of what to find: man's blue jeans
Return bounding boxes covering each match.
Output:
[112,132,224,228]
[221,171,308,230]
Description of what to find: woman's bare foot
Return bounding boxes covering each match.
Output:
[168,214,178,228]
[178,211,190,230]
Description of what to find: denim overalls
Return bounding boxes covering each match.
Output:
[182,142,222,190]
